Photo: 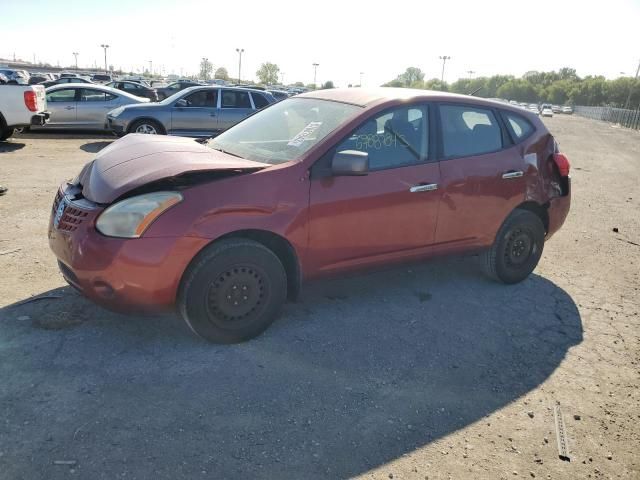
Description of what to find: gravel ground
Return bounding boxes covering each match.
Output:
[0,117,638,479]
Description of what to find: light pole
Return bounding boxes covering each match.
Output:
[467,70,475,78]
[312,63,319,88]
[236,48,244,84]
[72,52,79,70]
[623,59,640,110]
[202,57,208,80]
[439,56,451,85]
[359,72,364,86]
[100,44,109,74]
[148,60,153,76]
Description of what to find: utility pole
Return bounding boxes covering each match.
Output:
[623,59,640,110]
[359,72,364,86]
[201,57,209,80]
[439,56,451,85]
[312,63,319,88]
[100,44,109,74]
[236,48,244,84]
[73,52,79,70]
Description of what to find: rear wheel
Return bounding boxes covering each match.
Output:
[130,119,164,135]
[481,209,545,284]
[178,239,287,344]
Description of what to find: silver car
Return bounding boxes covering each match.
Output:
[106,86,275,137]
[37,84,149,130]
[0,68,29,85]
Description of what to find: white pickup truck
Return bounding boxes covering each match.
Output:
[0,84,49,141]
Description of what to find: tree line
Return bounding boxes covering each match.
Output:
[383,67,640,107]
[197,59,333,89]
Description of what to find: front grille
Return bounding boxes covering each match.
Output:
[58,206,88,231]
[52,189,89,232]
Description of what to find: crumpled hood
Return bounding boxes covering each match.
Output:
[79,134,269,204]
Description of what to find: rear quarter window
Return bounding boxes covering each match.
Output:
[503,111,534,141]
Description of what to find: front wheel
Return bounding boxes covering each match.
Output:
[178,239,287,344]
[481,209,545,284]
[129,119,164,135]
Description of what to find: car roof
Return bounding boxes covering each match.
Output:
[299,87,533,112]
[178,85,270,95]
[45,83,142,99]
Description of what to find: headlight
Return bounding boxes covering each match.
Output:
[96,191,182,238]
[108,106,125,118]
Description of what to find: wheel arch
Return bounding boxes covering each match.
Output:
[513,201,549,233]
[183,229,302,302]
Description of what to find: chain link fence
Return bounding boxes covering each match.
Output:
[574,106,640,131]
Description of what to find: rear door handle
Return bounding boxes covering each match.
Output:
[502,170,523,179]
[64,106,75,110]
[410,183,438,193]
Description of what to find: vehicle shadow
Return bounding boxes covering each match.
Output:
[0,141,26,152]
[15,129,115,140]
[0,258,582,479]
[79,141,113,153]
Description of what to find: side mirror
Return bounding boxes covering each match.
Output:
[175,98,188,108]
[331,150,369,176]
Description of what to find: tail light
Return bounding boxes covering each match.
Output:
[553,153,570,177]
[24,91,38,112]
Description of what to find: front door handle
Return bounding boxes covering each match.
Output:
[209,113,217,117]
[502,170,524,179]
[410,183,438,193]
[64,106,75,110]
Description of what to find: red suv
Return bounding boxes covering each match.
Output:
[48,88,571,343]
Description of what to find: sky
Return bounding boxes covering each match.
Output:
[1,0,639,86]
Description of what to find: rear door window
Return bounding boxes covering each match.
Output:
[251,92,270,109]
[182,89,216,107]
[439,105,503,158]
[221,90,251,108]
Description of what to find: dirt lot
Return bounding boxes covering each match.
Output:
[0,116,638,480]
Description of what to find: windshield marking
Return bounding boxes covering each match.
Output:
[287,122,323,147]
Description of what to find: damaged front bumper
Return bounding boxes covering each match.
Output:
[47,182,209,313]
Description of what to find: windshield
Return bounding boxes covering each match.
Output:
[209,98,361,164]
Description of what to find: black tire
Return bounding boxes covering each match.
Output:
[129,119,165,135]
[0,127,14,141]
[481,209,545,284]
[178,239,287,344]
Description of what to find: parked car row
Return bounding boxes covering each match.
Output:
[508,100,573,116]
[0,68,30,85]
